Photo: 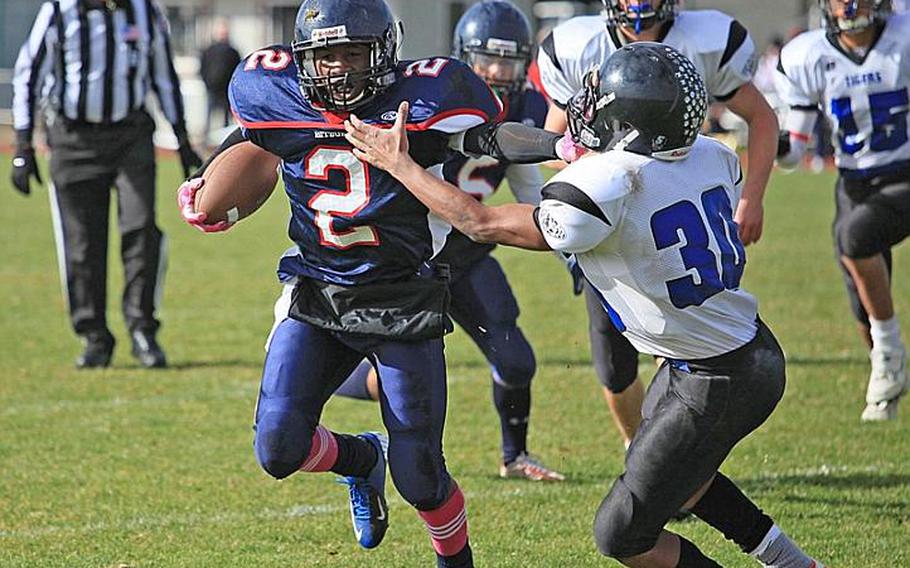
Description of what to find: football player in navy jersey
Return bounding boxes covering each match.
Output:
[333,0,565,483]
[176,0,574,564]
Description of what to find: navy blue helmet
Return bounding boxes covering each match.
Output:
[292,0,401,110]
[567,42,707,160]
[601,0,678,34]
[820,0,891,34]
[452,1,533,98]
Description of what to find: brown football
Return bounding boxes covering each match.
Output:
[196,141,280,223]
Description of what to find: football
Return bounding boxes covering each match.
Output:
[196,141,281,224]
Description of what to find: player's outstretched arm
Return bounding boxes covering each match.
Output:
[454,120,585,165]
[345,102,549,251]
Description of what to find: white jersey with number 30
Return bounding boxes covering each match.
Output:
[536,136,758,360]
[776,13,910,175]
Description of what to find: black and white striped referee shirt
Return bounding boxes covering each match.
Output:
[12,0,188,142]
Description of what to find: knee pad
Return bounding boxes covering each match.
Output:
[387,432,450,510]
[254,409,312,480]
[837,204,889,259]
[488,326,536,389]
[591,324,639,393]
[593,478,657,559]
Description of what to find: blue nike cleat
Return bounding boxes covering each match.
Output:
[339,431,389,549]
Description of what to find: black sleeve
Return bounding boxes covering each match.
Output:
[461,122,561,164]
[191,127,247,179]
[406,130,453,168]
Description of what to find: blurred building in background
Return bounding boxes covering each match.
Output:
[1,0,812,141]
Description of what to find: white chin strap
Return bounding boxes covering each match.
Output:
[838,14,873,32]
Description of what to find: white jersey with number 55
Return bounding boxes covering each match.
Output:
[535,136,758,360]
[776,13,910,176]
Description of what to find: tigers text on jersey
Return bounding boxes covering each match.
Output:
[229,47,502,286]
[535,136,758,360]
[538,10,756,107]
[776,14,910,178]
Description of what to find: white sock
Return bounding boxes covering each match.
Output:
[749,524,780,557]
[750,524,820,568]
[870,316,903,353]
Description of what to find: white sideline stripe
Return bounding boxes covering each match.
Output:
[0,463,891,540]
[0,504,345,539]
[47,183,71,316]
[0,374,481,418]
[0,478,563,540]
[0,386,255,417]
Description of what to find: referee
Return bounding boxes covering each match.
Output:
[11,0,202,369]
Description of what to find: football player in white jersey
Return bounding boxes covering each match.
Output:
[536,0,780,449]
[346,42,823,568]
[776,0,910,421]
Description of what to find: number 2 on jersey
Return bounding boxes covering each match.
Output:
[305,148,379,249]
[650,187,745,309]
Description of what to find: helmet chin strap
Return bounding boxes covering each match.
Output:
[837,14,874,32]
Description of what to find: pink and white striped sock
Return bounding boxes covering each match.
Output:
[418,484,469,557]
[299,425,339,472]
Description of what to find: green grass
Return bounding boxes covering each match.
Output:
[0,156,908,567]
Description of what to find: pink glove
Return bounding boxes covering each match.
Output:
[176,178,233,233]
[555,132,588,164]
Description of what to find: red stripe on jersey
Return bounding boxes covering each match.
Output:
[233,108,493,132]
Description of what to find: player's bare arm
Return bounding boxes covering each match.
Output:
[345,102,550,250]
[724,81,778,246]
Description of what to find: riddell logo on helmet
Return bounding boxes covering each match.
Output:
[312,26,348,41]
[486,38,519,54]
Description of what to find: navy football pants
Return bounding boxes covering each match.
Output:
[255,316,453,510]
[447,255,536,391]
[332,255,535,462]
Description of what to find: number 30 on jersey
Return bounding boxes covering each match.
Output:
[651,187,745,309]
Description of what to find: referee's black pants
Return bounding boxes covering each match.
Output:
[47,110,165,339]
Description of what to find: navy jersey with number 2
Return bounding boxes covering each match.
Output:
[229,46,502,286]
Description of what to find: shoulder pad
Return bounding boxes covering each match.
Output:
[549,152,636,204]
[673,10,738,54]
[518,89,549,128]
[229,45,323,129]
[887,11,910,32]
[504,88,549,127]
[542,16,605,74]
[778,29,827,72]
[391,57,503,133]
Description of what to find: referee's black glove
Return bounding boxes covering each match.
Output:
[177,142,203,180]
[11,146,42,196]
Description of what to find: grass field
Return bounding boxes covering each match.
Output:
[1,155,908,567]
